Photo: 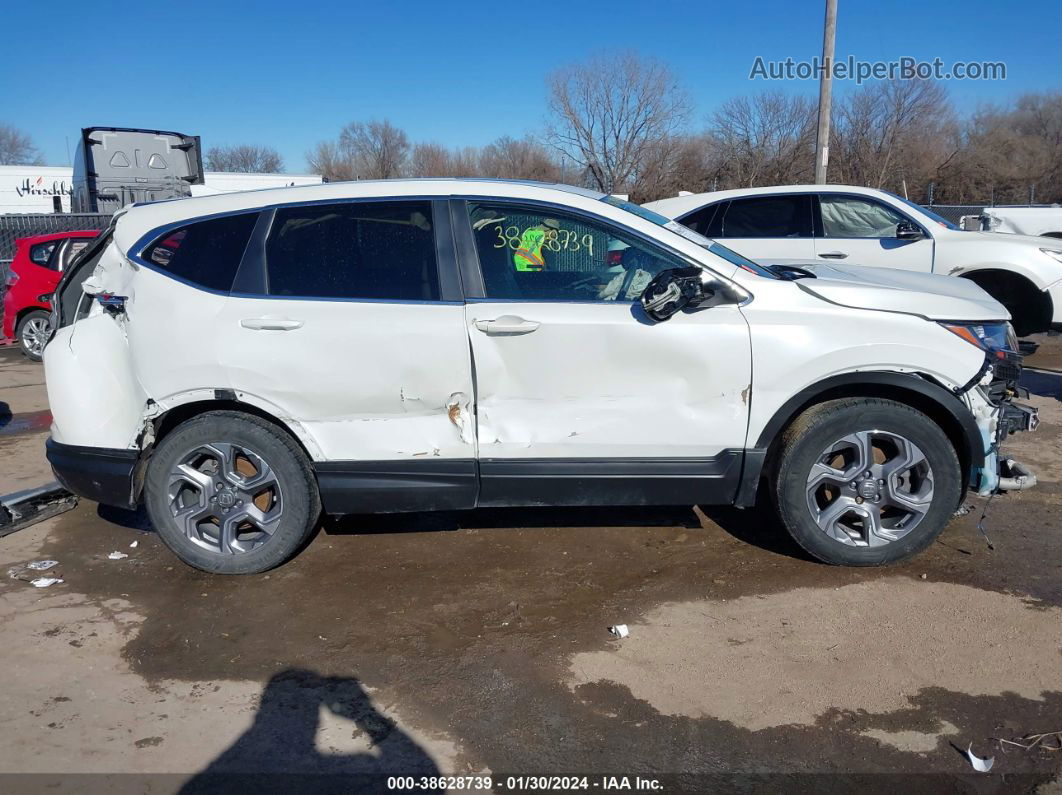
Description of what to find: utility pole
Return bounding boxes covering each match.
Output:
[813,0,838,184]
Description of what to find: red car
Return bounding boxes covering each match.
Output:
[3,230,99,360]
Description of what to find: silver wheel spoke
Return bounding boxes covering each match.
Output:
[805,429,935,549]
[166,440,285,556]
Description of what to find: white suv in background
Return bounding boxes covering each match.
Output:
[43,179,1038,574]
[646,185,1062,336]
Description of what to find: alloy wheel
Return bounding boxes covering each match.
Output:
[804,430,935,547]
[21,317,51,357]
[167,442,284,554]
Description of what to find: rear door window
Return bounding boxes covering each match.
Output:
[719,195,813,238]
[142,212,259,292]
[264,201,439,301]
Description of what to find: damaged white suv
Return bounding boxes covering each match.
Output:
[43,179,1039,574]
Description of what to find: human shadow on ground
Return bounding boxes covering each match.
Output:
[181,668,442,794]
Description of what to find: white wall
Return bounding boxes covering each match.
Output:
[0,166,322,213]
[0,166,75,213]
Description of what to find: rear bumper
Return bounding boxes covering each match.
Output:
[45,438,138,508]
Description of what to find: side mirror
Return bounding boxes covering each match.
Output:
[641,267,710,322]
[896,221,924,241]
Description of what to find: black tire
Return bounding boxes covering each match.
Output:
[773,398,962,566]
[16,310,51,362]
[144,411,321,574]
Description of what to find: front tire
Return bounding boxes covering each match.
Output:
[17,310,51,361]
[144,411,320,574]
[773,398,962,566]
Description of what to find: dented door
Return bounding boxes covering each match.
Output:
[467,301,752,461]
[216,200,475,464]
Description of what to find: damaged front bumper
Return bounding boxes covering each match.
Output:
[963,352,1039,496]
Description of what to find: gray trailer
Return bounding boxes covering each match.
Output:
[71,127,204,214]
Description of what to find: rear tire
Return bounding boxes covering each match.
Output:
[773,398,962,566]
[144,411,320,574]
[16,310,51,362]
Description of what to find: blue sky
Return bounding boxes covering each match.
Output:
[4,0,1059,172]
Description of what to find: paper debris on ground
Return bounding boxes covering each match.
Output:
[31,577,63,588]
[609,624,630,639]
[129,540,138,548]
[26,560,59,571]
[967,743,995,772]
[107,551,129,560]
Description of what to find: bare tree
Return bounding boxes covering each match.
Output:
[307,120,410,181]
[206,144,284,173]
[707,91,816,188]
[306,141,356,182]
[407,142,480,177]
[339,120,410,179]
[546,52,689,194]
[0,123,43,165]
[479,136,562,182]
[831,79,955,197]
[941,92,1062,204]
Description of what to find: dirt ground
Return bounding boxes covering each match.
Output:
[0,336,1060,792]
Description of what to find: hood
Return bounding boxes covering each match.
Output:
[966,230,1062,249]
[760,259,1009,322]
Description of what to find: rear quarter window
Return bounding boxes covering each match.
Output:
[29,241,59,268]
[141,213,259,292]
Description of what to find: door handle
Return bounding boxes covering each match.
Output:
[474,315,540,335]
[240,317,303,331]
[817,251,848,259]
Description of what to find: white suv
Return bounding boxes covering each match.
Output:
[646,185,1062,336]
[43,179,1039,574]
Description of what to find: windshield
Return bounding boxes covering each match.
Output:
[887,193,960,230]
[601,195,781,279]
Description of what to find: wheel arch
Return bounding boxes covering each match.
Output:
[957,268,1053,334]
[133,398,321,503]
[736,372,981,507]
[151,398,318,460]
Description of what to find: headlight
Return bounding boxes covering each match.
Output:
[1040,248,1062,265]
[941,321,1017,357]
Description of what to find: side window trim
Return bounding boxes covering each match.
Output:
[231,209,273,296]
[449,198,486,300]
[817,192,928,239]
[131,198,459,304]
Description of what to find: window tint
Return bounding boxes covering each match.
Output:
[720,195,812,238]
[29,241,58,267]
[679,203,723,237]
[265,201,438,301]
[143,212,258,292]
[820,195,908,238]
[468,203,685,303]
